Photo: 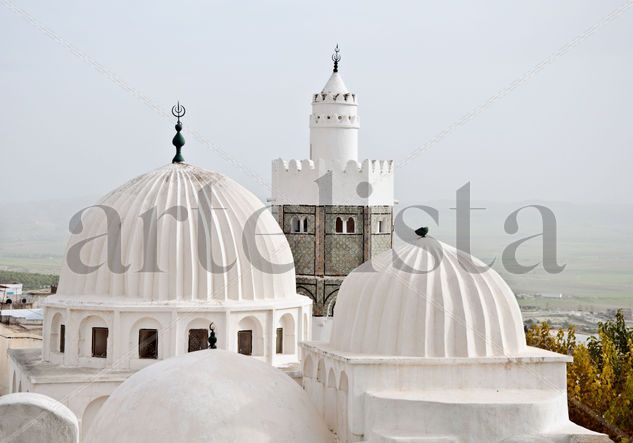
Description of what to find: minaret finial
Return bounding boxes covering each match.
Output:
[171,101,186,164]
[332,44,341,73]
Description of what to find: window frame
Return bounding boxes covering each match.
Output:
[91,327,108,358]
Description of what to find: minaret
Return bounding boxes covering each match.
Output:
[309,45,359,165]
[271,46,394,338]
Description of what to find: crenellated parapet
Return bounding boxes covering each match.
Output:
[312,92,357,104]
[271,158,394,206]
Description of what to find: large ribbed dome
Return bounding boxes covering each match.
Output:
[330,237,526,357]
[56,163,296,303]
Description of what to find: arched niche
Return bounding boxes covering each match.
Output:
[78,315,109,359]
[236,315,264,357]
[337,371,349,441]
[316,359,326,384]
[81,396,109,441]
[128,317,162,360]
[303,354,315,379]
[277,313,296,355]
[325,368,338,431]
[49,312,65,354]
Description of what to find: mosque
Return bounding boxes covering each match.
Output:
[2,49,610,443]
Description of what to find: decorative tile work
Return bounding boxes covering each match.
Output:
[274,204,392,316]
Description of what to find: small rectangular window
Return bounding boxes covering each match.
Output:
[238,330,253,356]
[188,329,208,352]
[59,324,65,353]
[138,329,158,359]
[276,327,283,354]
[377,220,383,233]
[92,327,108,358]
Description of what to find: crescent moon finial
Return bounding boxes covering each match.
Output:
[171,101,186,164]
[332,44,341,72]
[171,101,186,123]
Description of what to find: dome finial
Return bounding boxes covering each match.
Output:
[415,226,429,238]
[332,44,341,73]
[208,323,217,349]
[171,101,186,163]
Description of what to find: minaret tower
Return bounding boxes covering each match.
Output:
[271,46,395,333]
[309,45,359,165]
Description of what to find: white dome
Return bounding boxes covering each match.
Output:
[330,237,527,357]
[85,350,332,443]
[56,163,296,303]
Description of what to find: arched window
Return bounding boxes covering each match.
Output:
[291,216,301,233]
[335,217,343,233]
[302,217,308,233]
[346,217,355,233]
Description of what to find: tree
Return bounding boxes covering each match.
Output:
[526,310,633,441]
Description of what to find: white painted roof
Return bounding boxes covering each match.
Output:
[56,163,297,303]
[321,72,349,94]
[330,237,527,358]
[85,350,332,443]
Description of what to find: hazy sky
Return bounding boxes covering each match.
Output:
[1,1,632,206]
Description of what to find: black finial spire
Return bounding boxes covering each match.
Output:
[332,44,341,73]
[208,323,217,349]
[171,101,186,164]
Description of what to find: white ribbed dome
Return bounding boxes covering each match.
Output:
[56,163,296,303]
[330,237,527,357]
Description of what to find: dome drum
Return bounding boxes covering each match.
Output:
[42,300,312,370]
[41,162,312,370]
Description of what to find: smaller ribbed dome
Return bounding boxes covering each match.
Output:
[330,238,527,358]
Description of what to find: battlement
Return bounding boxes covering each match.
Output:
[271,158,394,206]
[273,158,393,175]
[312,92,357,104]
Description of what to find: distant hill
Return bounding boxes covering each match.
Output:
[0,196,96,273]
[0,270,58,291]
[395,200,633,309]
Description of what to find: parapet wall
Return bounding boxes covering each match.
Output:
[271,158,394,206]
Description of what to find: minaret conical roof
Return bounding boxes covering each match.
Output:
[321,72,349,94]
